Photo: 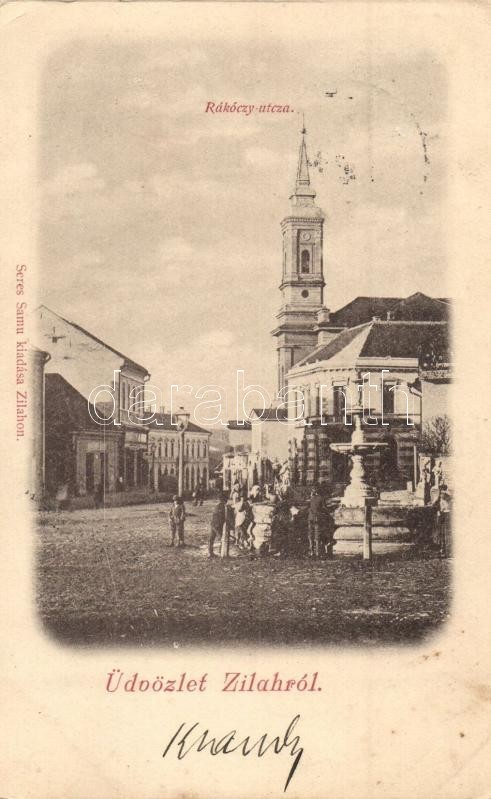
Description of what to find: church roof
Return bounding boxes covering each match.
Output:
[360,321,449,360]
[288,127,318,207]
[296,135,310,186]
[329,292,450,327]
[295,324,370,367]
[293,321,449,369]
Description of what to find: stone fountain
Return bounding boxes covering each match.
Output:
[330,414,386,507]
[330,414,421,555]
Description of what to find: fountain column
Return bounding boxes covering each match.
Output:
[331,415,380,507]
[341,451,375,506]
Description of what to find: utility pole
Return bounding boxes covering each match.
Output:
[175,408,190,498]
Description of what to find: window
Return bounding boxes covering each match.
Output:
[301,249,310,273]
[333,385,346,421]
[170,440,175,458]
[164,441,168,458]
[301,289,309,298]
[382,382,395,415]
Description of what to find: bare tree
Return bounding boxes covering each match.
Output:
[421,415,452,456]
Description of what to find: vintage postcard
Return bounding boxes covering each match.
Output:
[1,1,490,797]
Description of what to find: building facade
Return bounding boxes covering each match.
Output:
[44,373,121,497]
[27,347,51,499]
[145,413,211,494]
[226,420,252,451]
[36,305,150,495]
[286,320,449,486]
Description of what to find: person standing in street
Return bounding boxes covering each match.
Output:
[193,480,204,506]
[169,495,186,547]
[208,493,227,558]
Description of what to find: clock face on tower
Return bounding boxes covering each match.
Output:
[300,231,311,242]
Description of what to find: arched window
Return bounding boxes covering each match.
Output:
[301,249,310,273]
[191,441,195,459]
[158,442,162,458]
[203,442,207,457]
[164,440,168,458]
[170,440,175,458]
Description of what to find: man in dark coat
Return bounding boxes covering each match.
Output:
[209,493,227,558]
[169,495,186,547]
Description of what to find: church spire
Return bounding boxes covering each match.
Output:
[296,119,310,187]
[291,119,316,202]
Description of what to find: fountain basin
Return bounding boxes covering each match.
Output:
[251,502,275,554]
[333,504,435,555]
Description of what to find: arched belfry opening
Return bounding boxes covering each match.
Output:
[301,249,310,273]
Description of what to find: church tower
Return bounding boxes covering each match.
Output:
[272,126,330,393]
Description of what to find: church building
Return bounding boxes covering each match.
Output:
[271,126,332,394]
[271,130,451,488]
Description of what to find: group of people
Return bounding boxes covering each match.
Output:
[167,482,336,560]
[208,482,263,558]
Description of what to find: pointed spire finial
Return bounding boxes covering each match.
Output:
[296,118,310,186]
[301,112,307,136]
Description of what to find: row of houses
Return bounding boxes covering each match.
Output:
[29,305,211,502]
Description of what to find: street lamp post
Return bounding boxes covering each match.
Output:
[175,408,190,498]
[149,441,156,492]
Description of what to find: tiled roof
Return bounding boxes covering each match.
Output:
[330,297,400,327]
[294,323,371,367]
[292,321,449,369]
[360,321,449,359]
[144,412,211,435]
[329,292,451,327]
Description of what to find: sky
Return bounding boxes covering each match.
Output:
[38,34,447,423]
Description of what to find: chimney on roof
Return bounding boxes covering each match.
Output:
[386,311,393,321]
[316,307,334,344]
[317,307,331,325]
